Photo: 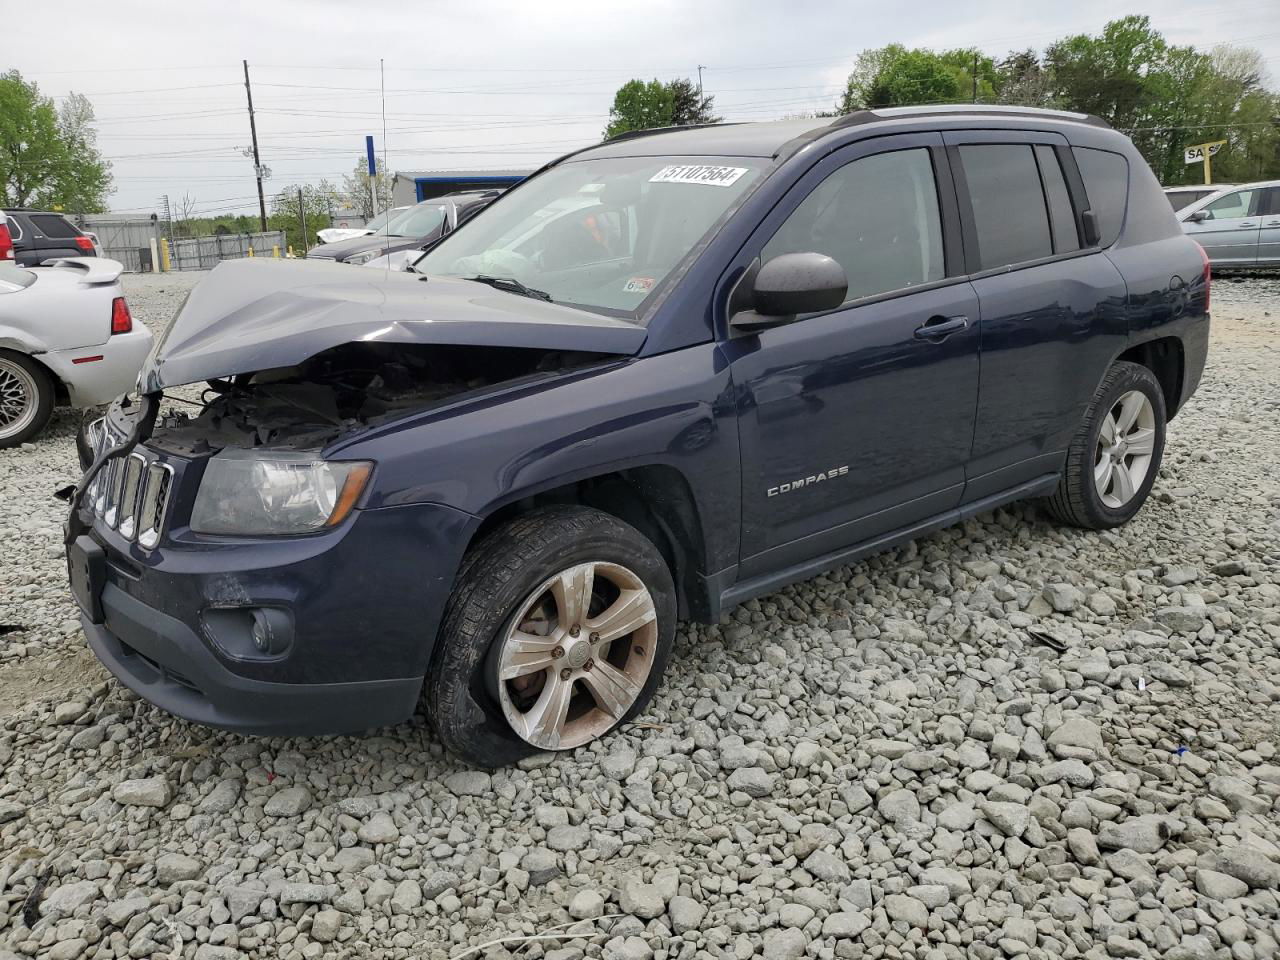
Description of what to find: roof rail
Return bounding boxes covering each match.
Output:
[829,104,1110,129]
[604,121,742,144]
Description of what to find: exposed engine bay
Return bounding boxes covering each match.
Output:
[146,342,616,456]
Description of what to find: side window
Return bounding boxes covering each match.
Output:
[1072,147,1128,246]
[1262,188,1280,217]
[1201,189,1257,221]
[1034,145,1080,253]
[960,144,1053,269]
[762,148,944,304]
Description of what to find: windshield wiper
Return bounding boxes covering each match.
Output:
[464,275,554,302]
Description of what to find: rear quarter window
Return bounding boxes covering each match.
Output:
[1072,148,1128,246]
[30,214,81,239]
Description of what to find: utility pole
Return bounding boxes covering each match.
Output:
[972,52,979,103]
[243,60,268,232]
[697,64,706,100]
[298,187,309,254]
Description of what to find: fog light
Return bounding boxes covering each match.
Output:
[202,606,294,660]
[251,611,272,652]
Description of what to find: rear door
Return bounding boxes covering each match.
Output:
[1257,186,1280,267]
[946,133,1128,499]
[1183,187,1262,266]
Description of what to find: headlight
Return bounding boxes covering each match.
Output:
[190,449,373,536]
[345,249,381,266]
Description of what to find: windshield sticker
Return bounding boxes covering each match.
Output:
[623,277,655,293]
[649,165,748,187]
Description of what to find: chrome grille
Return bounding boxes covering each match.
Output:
[83,418,174,550]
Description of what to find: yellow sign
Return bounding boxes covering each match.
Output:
[1184,139,1227,185]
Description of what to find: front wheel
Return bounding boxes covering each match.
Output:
[427,506,676,767]
[1044,360,1167,529]
[0,351,55,448]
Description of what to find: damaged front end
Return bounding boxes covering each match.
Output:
[70,258,642,548]
[63,258,644,734]
[146,340,616,456]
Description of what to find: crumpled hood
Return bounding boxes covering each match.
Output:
[141,258,646,391]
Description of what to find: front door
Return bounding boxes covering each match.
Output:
[1184,187,1262,266]
[721,134,981,577]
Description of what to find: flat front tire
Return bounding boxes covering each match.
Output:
[1045,360,1167,529]
[0,351,54,448]
[427,505,676,768]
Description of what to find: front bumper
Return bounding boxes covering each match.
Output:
[70,460,479,734]
[83,584,422,735]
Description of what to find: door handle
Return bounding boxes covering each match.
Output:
[1239,222,1256,228]
[914,315,969,341]
[1266,221,1280,227]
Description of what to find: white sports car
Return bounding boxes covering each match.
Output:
[0,256,153,447]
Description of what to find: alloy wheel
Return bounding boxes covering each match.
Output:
[1094,389,1156,509]
[0,358,38,443]
[496,561,658,750]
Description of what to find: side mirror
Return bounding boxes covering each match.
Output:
[730,252,848,333]
[1186,209,1209,223]
[1081,209,1102,246]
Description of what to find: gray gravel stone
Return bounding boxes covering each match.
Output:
[884,893,929,927]
[155,853,202,883]
[263,785,311,817]
[111,777,170,807]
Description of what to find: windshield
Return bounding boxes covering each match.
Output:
[385,203,448,238]
[413,156,766,319]
[362,208,402,234]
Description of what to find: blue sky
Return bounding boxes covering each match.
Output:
[8,0,1279,215]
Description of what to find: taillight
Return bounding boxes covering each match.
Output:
[0,222,12,261]
[75,235,94,252]
[111,297,132,335]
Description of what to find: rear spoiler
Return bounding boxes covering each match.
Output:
[38,257,125,285]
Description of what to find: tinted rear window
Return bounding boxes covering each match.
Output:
[1072,148,1128,246]
[30,214,80,239]
[960,144,1053,270]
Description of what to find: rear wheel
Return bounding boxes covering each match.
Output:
[0,351,54,448]
[1044,361,1166,529]
[427,506,676,767]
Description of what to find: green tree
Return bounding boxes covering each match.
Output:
[669,78,721,126]
[995,50,1057,106]
[342,157,392,219]
[1045,16,1168,129]
[837,45,964,111]
[604,79,677,139]
[271,182,334,252]
[602,77,723,139]
[0,70,111,212]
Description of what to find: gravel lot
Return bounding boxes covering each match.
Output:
[1,269,1278,960]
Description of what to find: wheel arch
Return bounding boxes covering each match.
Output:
[1114,336,1185,419]
[467,465,713,622]
[0,346,68,404]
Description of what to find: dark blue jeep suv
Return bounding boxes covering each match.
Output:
[68,106,1209,766]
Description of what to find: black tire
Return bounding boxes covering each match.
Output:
[1044,360,1167,529]
[427,505,677,768]
[0,351,55,449]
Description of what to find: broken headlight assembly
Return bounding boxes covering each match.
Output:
[190,449,373,536]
